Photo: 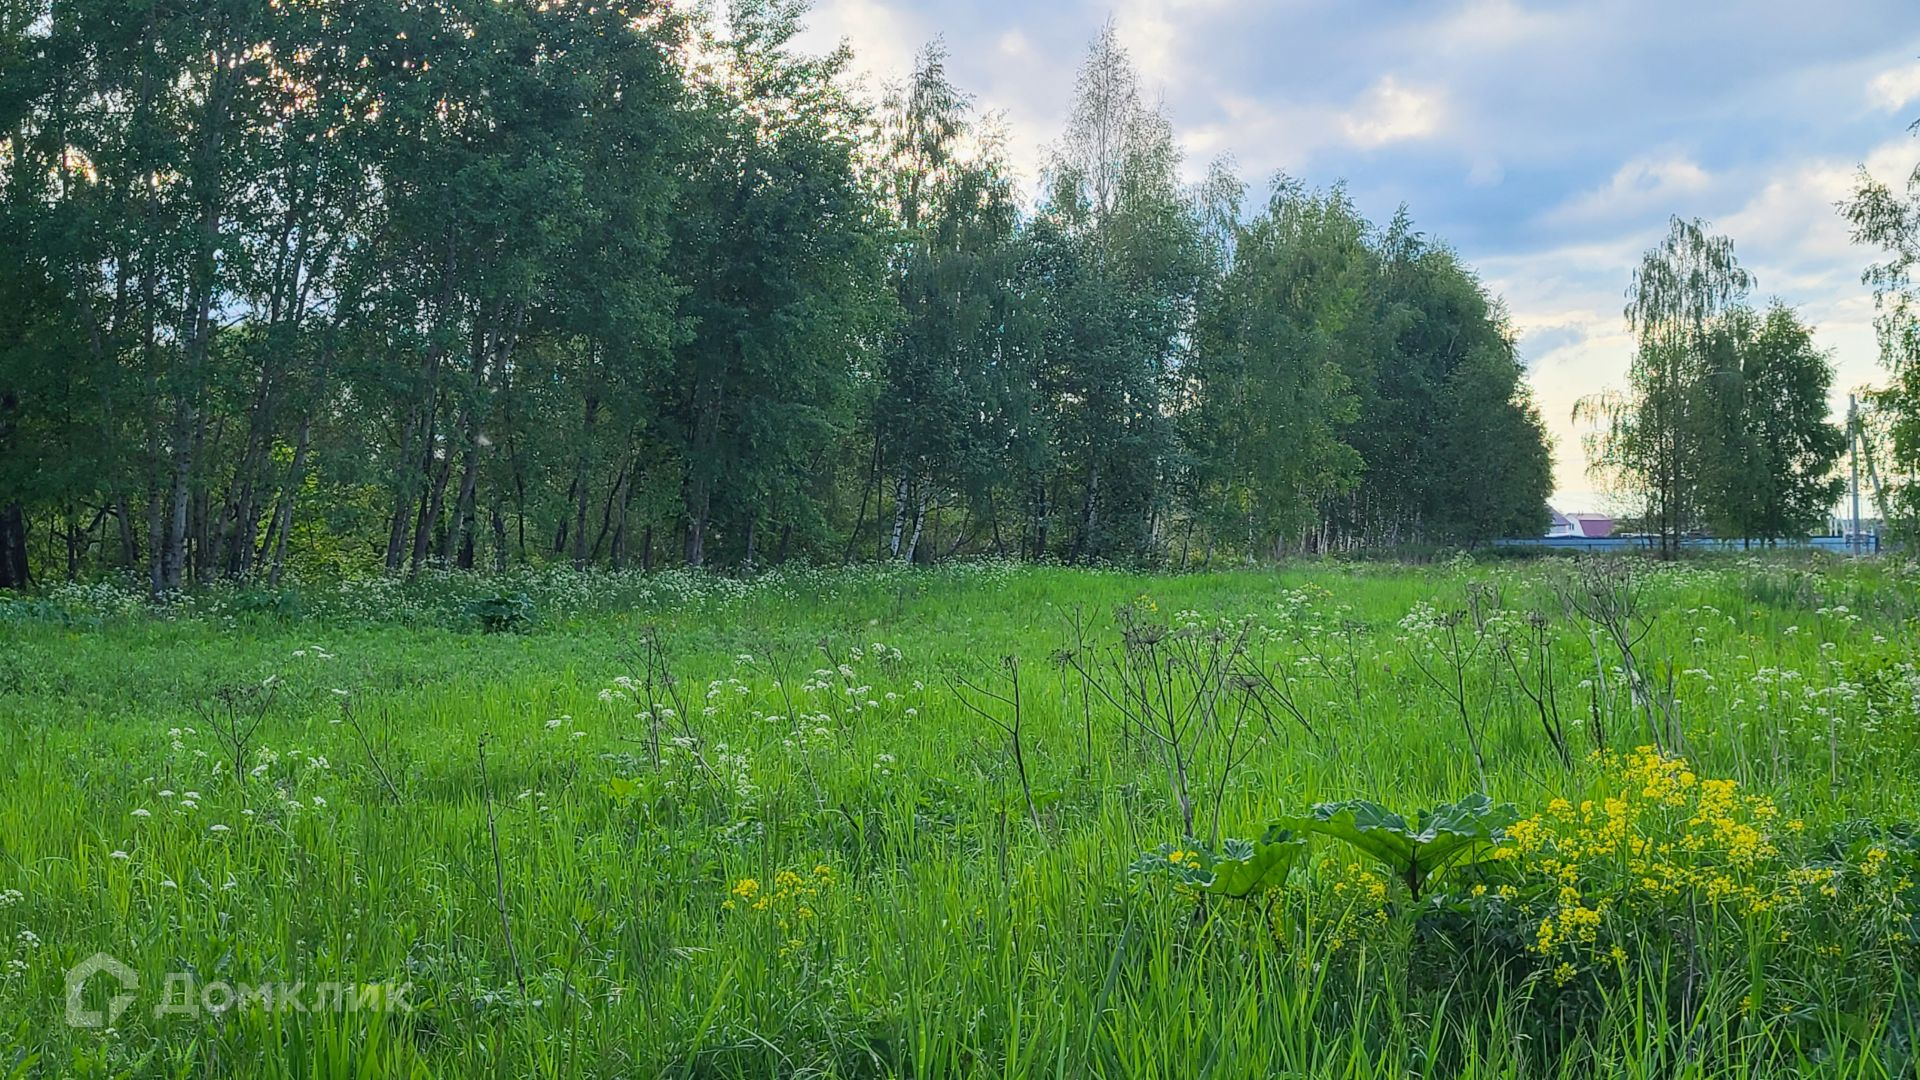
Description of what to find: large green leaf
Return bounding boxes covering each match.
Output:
[1204,825,1311,899]
[1131,825,1309,900]
[1278,794,1517,898]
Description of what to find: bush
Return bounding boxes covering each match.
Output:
[468,591,535,634]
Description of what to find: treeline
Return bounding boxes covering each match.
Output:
[0,1,1552,592]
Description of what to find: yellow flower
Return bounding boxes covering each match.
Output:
[1863,846,1890,877]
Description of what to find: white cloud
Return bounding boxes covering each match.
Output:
[793,0,927,87]
[1545,154,1714,227]
[1111,0,1243,84]
[1425,0,1577,53]
[1869,63,1920,112]
[1180,75,1450,180]
[995,29,1033,60]
[1339,76,1447,148]
[1719,137,1920,415]
[1492,135,1920,511]
[1467,157,1506,187]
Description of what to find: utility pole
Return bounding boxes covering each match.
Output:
[1849,394,1863,553]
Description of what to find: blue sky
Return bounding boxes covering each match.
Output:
[788,0,1920,514]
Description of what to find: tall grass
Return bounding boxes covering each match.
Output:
[0,554,1915,1077]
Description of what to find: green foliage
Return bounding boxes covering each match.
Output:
[1697,304,1846,542]
[1579,218,1755,555]
[467,591,535,634]
[0,4,1562,585]
[1842,147,1920,546]
[1186,180,1365,552]
[0,559,1918,1075]
[1281,794,1520,900]
[1580,218,1849,553]
[225,587,303,620]
[1131,825,1309,899]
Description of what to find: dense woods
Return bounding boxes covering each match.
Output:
[4,0,1564,590]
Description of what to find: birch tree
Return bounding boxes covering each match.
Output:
[1578,217,1753,557]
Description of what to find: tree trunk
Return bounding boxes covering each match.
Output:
[843,437,879,564]
[609,461,637,570]
[1072,463,1099,564]
[412,398,453,573]
[384,403,428,572]
[444,330,484,567]
[684,472,710,568]
[570,395,600,569]
[888,472,910,559]
[219,367,277,578]
[115,495,136,569]
[903,488,929,563]
[0,503,28,589]
[262,411,313,587]
[588,463,626,568]
[158,399,196,594]
[490,504,509,571]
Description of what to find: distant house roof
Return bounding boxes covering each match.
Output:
[1548,508,1573,530]
[1569,514,1614,538]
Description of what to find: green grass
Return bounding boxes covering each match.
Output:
[1,555,1918,1078]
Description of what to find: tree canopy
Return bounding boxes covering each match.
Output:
[1579,218,1845,555]
[1,2,1564,588]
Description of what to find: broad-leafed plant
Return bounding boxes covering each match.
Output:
[1280,795,1519,901]
[1132,825,1310,901]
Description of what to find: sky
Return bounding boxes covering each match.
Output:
[779,0,1920,515]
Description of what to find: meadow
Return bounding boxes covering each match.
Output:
[1,555,1918,1078]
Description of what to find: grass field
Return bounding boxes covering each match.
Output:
[2,556,1919,1078]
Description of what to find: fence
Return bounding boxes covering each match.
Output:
[1493,535,1883,555]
